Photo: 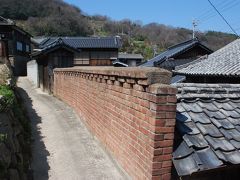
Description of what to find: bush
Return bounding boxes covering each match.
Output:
[0,85,15,108]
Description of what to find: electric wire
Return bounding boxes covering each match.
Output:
[199,0,240,24]
[197,0,233,20]
[207,0,239,36]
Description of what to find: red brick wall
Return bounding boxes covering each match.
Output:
[54,67,177,180]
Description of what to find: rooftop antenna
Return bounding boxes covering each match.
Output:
[192,19,198,39]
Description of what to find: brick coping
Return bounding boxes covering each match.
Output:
[54,66,172,85]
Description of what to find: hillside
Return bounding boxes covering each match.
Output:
[0,0,237,59]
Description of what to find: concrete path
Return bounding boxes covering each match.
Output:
[17,77,127,180]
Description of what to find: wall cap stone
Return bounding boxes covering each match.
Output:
[147,84,177,95]
[54,66,172,85]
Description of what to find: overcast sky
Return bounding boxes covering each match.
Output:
[65,0,240,35]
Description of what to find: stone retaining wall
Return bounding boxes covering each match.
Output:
[0,93,30,180]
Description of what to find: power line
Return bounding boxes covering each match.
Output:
[207,0,239,36]
[199,0,240,24]
[197,0,230,20]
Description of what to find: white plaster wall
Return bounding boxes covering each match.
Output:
[27,60,38,87]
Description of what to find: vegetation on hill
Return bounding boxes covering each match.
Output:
[0,0,237,60]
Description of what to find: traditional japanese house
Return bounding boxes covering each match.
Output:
[139,38,213,71]
[31,38,77,93]
[33,36,122,66]
[0,16,31,76]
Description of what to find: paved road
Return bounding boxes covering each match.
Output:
[17,77,127,180]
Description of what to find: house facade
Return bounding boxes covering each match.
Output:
[0,16,31,76]
[113,53,143,67]
[33,36,122,67]
[30,38,77,93]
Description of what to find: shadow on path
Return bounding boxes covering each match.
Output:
[16,86,50,180]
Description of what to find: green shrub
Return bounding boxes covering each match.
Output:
[0,85,14,107]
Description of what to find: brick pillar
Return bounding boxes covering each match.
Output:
[147,84,177,180]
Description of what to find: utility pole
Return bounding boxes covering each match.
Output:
[192,19,198,39]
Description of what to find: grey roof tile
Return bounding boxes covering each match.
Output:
[210,118,235,130]
[235,125,240,132]
[196,123,223,138]
[188,112,211,124]
[175,39,240,77]
[197,101,219,112]
[173,141,194,159]
[177,121,200,135]
[181,102,202,113]
[233,108,240,114]
[231,99,240,103]
[176,104,186,113]
[171,75,186,84]
[205,136,235,151]
[173,83,240,177]
[173,153,200,176]
[230,140,240,149]
[220,128,240,141]
[212,101,235,111]
[227,117,240,126]
[204,110,225,119]
[196,148,223,169]
[37,36,122,49]
[183,134,208,149]
[220,109,240,118]
[215,150,240,164]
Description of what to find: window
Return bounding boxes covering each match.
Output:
[16,41,23,51]
[74,52,90,65]
[26,44,30,52]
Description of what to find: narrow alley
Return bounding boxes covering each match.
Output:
[17,77,127,180]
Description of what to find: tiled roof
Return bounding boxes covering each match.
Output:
[171,75,186,84]
[35,36,122,49]
[32,38,78,57]
[0,16,31,37]
[0,16,14,25]
[112,60,128,67]
[160,59,195,70]
[176,39,240,76]
[139,38,212,67]
[173,83,240,177]
[118,53,143,59]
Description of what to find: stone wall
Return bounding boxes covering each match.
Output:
[54,67,177,180]
[0,95,30,180]
[0,64,11,85]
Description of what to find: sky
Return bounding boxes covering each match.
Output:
[65,0,240,34]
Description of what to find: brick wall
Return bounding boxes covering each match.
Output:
[54,67,177,180]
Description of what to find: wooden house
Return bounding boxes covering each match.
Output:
[139,38,213,71]
[0,16,31,76]
[33,36,122,67]
[31,38,77,93]
[113,53,143,67]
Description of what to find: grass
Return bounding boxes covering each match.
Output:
[0,85,14,106]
